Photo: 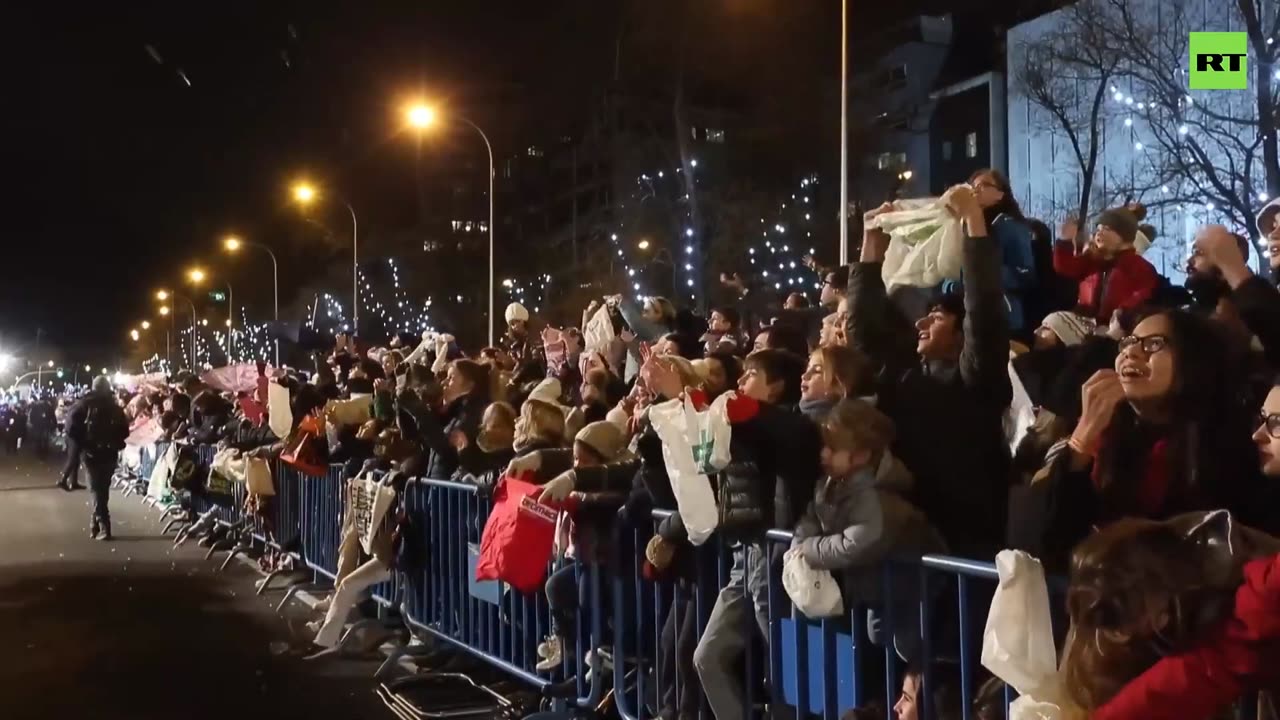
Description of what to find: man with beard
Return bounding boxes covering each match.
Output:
[1186,225,1280,409]
[1054,206,1160,323]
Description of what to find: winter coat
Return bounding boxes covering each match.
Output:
[1010,412,1274,572]
[404,393,487,480]
[792,462,945,608]
[1052,243,1159,323]
[67,391,128,466]
[845,231,1013,555]
[943,214,1037,332]
[1091,553,1280,720]
[689,390,822,539]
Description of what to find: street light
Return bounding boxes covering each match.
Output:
[224,234,280,366]
[291,181,358,335]
[404,100,496,344]
[157,289,198,369]
[83,365,90,373]
[130,329,141,342]
[638,239,651,250]
[187,267,235,360]
[140,320,151,330]
[47,360,54,368]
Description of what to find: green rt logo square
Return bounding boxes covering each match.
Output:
[1190,32,1248,90]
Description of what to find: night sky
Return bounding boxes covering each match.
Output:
[3,0,989,366]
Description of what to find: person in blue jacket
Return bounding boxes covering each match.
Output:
[946,169,1036,335]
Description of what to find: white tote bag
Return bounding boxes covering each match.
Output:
[245,457,275,497]
[211,447,247,484]
[583,305,616,357]
[648,397,721,546]
[782,546,844,618]
[148,443,177,500]
[348,473,398,556]
[869,198,965,292]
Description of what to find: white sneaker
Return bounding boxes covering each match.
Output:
[535,636,562,671]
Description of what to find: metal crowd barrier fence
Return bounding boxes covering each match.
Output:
[120,445,1261,719]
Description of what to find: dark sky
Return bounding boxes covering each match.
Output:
[2,0,961,365]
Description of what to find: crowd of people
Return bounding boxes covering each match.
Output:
[87,173,1280,719]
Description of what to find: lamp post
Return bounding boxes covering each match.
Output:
[839,0,849,266]
[292,183,358,336]
[224,235,280,366]
[188,267,235,362]
[405,102,496,345]
[157,290,197,369]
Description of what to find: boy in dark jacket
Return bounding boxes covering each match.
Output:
[849,187,1013,555]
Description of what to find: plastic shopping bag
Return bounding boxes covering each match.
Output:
[981,550,1058,696]
[268,382,293,440]
[475,472,562,593]
[782,546,844,617]
[245,457,275,497]
[869,198,965,292]
[148,443,177,502]
[583,305,616,357]
[648,397,722,546]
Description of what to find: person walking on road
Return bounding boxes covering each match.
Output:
[58,414,84,491]
[67,377,129,540]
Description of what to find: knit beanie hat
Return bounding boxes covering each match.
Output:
[1040,311,1096,347]
[505,302,529,324]
[1096,207,1139,244]
[575,421,632,463]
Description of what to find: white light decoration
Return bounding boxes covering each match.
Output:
[1113,91,1124,102]
[1261,192,1270,202]
[685,228,694,237]
[1178,125,1189,135]
[1162,185,1170,193]
[1206,202,1216,210]
[611,233,618,241]
[1124,118,1133,127]
[684,263,692,270]
[690,159,698,167]
[633,283,641,291]
[1137,103,1145,110]
[686,279,694,287]
[1125,96,1134,105]
[1134,142,1143,150]
[685,245,693,253]
[1275,69,1280,80]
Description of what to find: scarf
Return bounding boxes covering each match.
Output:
[799,396,838,422]
[1093,430,1173,518]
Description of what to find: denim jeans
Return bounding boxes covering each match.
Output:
[692,543,770,720]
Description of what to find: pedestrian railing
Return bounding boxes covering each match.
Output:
[121,442,1258,719]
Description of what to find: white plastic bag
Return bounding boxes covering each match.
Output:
[648,397,721,546]
[981,550,1058,696]
[211,447,247,484]
[583,305,616,357]
[782,546,844,617]
[268,382,293,440]
[869,198,965,292]
[246,457,275,496]
[148,443,177,501]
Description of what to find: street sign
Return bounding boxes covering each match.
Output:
[209,291,227,302]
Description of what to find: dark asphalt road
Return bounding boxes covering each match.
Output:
[0,452,388,719]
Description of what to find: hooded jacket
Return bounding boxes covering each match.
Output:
[1091,553,1280,720]
[1052,242,1159,323]
[792,461,945,609]
[846,231,1013,555]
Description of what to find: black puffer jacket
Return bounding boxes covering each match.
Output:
[714,399,822,540]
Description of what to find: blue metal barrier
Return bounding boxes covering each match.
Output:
[299,465,345,582]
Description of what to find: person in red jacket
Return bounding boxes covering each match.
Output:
[1090,552,1280,720]
[1054,206,1159,323]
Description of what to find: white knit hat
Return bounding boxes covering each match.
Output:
[1040,311,1096,347]
[505,302,529,324]
[526,378,564,407]
[575,421,633,463]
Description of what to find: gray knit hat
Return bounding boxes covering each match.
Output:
[1096,207,1139,245]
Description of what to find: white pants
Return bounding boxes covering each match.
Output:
[313,527,390,648]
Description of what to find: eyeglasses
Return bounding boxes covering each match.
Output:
[971,181,999,192]
[1258,411,1280,439]
[1118,333,1171,355]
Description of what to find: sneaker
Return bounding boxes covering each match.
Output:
[535,636,563,671]
[89,519,100,539]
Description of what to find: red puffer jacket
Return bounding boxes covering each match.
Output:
[1053,243,1159,323]
[1091,553,1280,720]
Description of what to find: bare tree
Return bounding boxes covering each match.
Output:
[1014,0,1124,224]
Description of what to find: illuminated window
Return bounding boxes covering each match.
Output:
[707,128,725,143]
[526,146,543,158]
[966,132,978,158]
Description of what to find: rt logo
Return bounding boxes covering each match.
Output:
[1189,32,1248,90]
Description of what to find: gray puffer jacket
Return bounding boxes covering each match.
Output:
[792,456,945,609]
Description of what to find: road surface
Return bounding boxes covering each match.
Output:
[0,452,387,719]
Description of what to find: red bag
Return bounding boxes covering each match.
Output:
[280,415,328,477]
[475,472,561,594]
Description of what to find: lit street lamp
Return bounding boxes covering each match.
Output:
[224,235,280,366]
[188,267,235,360]
[292,182,358,335]
[405,100,496,345]
[157,289,198,369]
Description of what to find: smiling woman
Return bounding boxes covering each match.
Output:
[1012,307,1276,570]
